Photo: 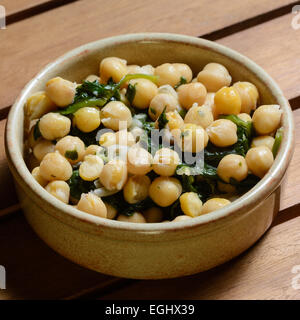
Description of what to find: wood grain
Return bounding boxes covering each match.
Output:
[100,211,300,300]
[0,0,297,111]
[218,13,300,105]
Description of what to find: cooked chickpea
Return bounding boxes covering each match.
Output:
[153,148,180,176]
[143,207,164,223]
[25,91,56,120]
[85,74,100,82]
[206,119,237,147]
[45,77,76,107]
[148,93,179,120]
[157,85,178,100]
[115,130,135,147]
[202,198,231,214]
[217,154,248,183]
[127,147,153,175]
[245,146,274,178]
[128,78,158,109]
[117,212,146,223]
[74,107,101,132]
[39,113,71,140]
[123,175,151,204]
[197,63,232,92]
[155,63,181,87]
[165,110,184,130]
[39,152,73,181]
[233,81,259,114]
[99,159,127,191]
[31,167,48,187]
[203,93,217,118]
[104,203,118,219]
[33,140,56,162]
[173,63,193,82]
[184,104,213,128]
[79,155,104,181]
[252,105,282,135]
[173,215,193,222]
[214,86,241,115]
[130,127,145,142]
[101,101,132,130]
[180,192,203,217]
[149,176,182,207]
[45,180,70,204]
[85,145,104,156]
[174,123,208,153]
[237,113,252,122]
[55,136,85,164]
[251,136,275,151]
[177,82,207,110]
[99,57,127,83]
[99,132,116,147]
[77,193,107,218]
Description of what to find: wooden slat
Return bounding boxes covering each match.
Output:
[0,213,118,300]
[0,0,297,112]
[1,0,56,16]
[99,210,300,300]
[218,13,300,106]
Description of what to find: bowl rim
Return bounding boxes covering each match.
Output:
[5,32,295,236]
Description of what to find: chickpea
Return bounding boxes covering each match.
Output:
[126,65,142,74]
[130,127,145,142]
[204,92,217,119]
[217,181,236,194]
[251,136,275,151]
[245,146,274,178]
[141,64,155,75]
[180,192,203,217]
[99,57,127,83]
[39,113,71,140]
[233,81,259,114]
[165,110,184,130]
[25,91,56,120]
[128,79,158,109]
[217,154,248,183]
[115,130,135,147]
[149,176,182,207]
[74,107,101,133]
[39,152,73,181]
[252,105,282,135]
[196,63,232,92]
[177,82,207,110]
[155,63,181,87]
[99,132,116,147]
[31,167,48,187]
[117,212,146,223]
[45,77,76,107]
[173,63,193,82]
[157,85,178,101]
[173,215,193,222]
[104,203,118,219]
[237,113,252,122]
[206,119,237,147]
[79,155,104,181]
[100,159,127,191]
[143,207,163,223]
[85,74,100,82]
[77,193,107,218]
[55,136,85,164]
[184,104,213,128]
[45,180,70,204]
[127,146,153,175]
[33,140,56,162]
[123,175,151,204]
[202,198,231,214]
[174,123,208,153]
[85,145,104,157]
[101,101,132,130]
[153,148,180,176]
[148,93,179,121]
[214,86,241,115]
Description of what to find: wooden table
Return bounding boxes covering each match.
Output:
[0,0,300,300]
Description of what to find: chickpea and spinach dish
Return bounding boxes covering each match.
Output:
[25,57,283,223]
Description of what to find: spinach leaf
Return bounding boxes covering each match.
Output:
[65,150,78,161]
[272,127,283,157]
[33,120,42,141]
[70,126,99,146]
[125,83,137,105]
[229,175,260,193]
[67,170,96,200]
[157,107,169,130]
[174,76,187,89]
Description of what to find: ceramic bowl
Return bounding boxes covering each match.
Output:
[5,33,294,279]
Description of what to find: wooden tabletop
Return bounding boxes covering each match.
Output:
[0,0,300,300]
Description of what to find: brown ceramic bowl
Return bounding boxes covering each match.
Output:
[5,33,294,279]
